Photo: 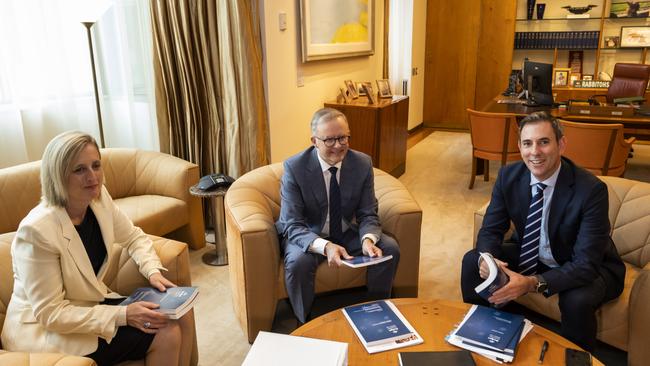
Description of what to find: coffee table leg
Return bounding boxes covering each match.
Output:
[202,194,228,266]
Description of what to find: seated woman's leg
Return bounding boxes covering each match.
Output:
[146,320,182,366]
[177,309,195,366]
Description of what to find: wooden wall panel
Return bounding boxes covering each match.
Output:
[474,1,517,112]
[423,0,481,129]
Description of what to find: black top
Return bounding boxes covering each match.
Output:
[74,208,107,275]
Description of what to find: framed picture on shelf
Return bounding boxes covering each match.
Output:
[583,74,594,81]
[620,26,650,47]
[339,87,352,103]
[344,80,358,99]
[299,0,375,61]
[568,50,583,74]
[610,1,650,18]
[362,83,377,104]
[356,81,371,96]
[569,73,582,85]
[376,79,392,98]
[553,68,571,87]
[603,36,620,48]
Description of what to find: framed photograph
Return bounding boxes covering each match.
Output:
[376,79,392,98]
[344,80,358,99]
[363,83,377,104]
[583,74,594,81]
[568,50,583,74]
[339,87,351,103]
[300,0,375,62]
[621,26,650,47]
[569,72,581,85]
[603,36,620,48]
[356,81,371,96]
[553,68,571,87]
[610,1,650,18]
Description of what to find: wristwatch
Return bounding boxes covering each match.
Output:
[534,274,548,293]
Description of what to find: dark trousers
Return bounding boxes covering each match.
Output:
[460,246,621,352]
[282,229,400,323]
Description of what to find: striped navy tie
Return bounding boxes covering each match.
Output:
[519,182,547,276]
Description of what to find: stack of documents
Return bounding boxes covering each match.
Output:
[243,331,348,366]
[446,305,533,363]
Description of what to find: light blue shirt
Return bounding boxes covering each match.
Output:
[529,164,562,268]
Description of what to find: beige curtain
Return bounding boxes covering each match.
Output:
[150,0,270,180]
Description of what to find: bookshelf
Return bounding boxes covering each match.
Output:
[513,0,650,78]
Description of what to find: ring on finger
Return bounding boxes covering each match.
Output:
[144,321,151,329]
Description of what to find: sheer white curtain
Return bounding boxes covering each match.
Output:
[388,0,413,96]
[0,0,158,168]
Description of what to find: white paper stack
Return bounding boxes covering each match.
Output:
[243,331,348,366]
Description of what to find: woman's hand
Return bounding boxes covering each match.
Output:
[126,301,169,333]
[149,272,176,291]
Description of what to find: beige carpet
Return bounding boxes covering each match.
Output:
[188,131,650,365]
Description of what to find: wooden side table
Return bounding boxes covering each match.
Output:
[189,184,229,266]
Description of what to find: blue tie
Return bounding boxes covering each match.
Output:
[519,183,547,276]
[328,167,342,244]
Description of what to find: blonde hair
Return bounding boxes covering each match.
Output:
[41,131,101,207]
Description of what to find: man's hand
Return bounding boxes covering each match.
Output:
[325,242,353,267]
[149,272,177,292]
[479,257,508,279]
[361,238,382,257]
[488,267,536,305]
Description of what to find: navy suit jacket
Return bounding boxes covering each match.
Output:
[275,147,381,252]
[477,157,625,296]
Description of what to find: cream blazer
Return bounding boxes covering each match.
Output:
[1,186,164,356]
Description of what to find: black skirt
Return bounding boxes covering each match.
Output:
[85,298,155,366]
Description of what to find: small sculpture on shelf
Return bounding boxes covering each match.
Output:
[562,4,598,14]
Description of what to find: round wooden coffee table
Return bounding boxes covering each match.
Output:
[291,298,602,365]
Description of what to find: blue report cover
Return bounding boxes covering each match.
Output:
[341,254,393,268]
[120,286,198,318]
[454,305,524,352]
[342,300,413,346]
[474,252,510,301]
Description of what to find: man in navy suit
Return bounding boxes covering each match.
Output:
[461,112,625,351]
[276,108,400,324]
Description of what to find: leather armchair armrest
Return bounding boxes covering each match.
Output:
[0,350,96,366]
[374,171,422,297]
[224,187,280,343]
[628,264,650,366]
[473,202,489,248]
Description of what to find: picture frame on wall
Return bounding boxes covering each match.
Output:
[610,1,650,18]
[620,26,650,47]
[299,0,375,62]
[376,79,392,98]
[553,68,571,87]
[344,80,358,99]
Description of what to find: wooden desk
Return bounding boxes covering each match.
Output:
[483,97,650,141]
[325,96,408,177]
[292,298,602,366]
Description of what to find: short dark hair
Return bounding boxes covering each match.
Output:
[519,111,564,141]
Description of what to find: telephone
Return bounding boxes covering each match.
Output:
[198,173,235,191]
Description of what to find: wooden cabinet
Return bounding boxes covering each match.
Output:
[324,96,408,177]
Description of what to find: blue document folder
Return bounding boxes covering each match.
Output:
[454,305,524,352]
[343,300,413,346]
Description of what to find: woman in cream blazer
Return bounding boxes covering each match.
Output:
[1,131,193,366]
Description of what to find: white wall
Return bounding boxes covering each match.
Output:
[408,0,426,130]
[262,0,385,163]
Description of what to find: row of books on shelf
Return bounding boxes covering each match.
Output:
[514,31,600,49]
[243,299,533,365]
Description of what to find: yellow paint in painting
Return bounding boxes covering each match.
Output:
[331,0,368,43]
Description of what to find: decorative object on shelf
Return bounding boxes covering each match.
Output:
[583,74,594,81]
[527,0,536,20]
[376,79,392,98]
[603,36,620,48]
[299,0,375,61]
[568,50,583,74]
[562,4,597,18]
[599,71,613,81]
[339,87,352,103]
[344,79,358,99]
[620,26,650,47]
[553,68,571,86]
[569,72,581,85]
[362,83,377,104]
[536,3,546,19]
[610,0,650,18]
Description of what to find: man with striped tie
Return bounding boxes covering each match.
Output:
[460,112,625,351]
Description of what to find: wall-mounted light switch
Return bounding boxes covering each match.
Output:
[279,12,287,31]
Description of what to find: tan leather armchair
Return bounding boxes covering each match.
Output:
[561,120,635,177]
[0,149,201,365]
[225,163,422,343]
[473,176,650,366]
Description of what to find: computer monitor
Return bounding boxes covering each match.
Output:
[522,60,554,106]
